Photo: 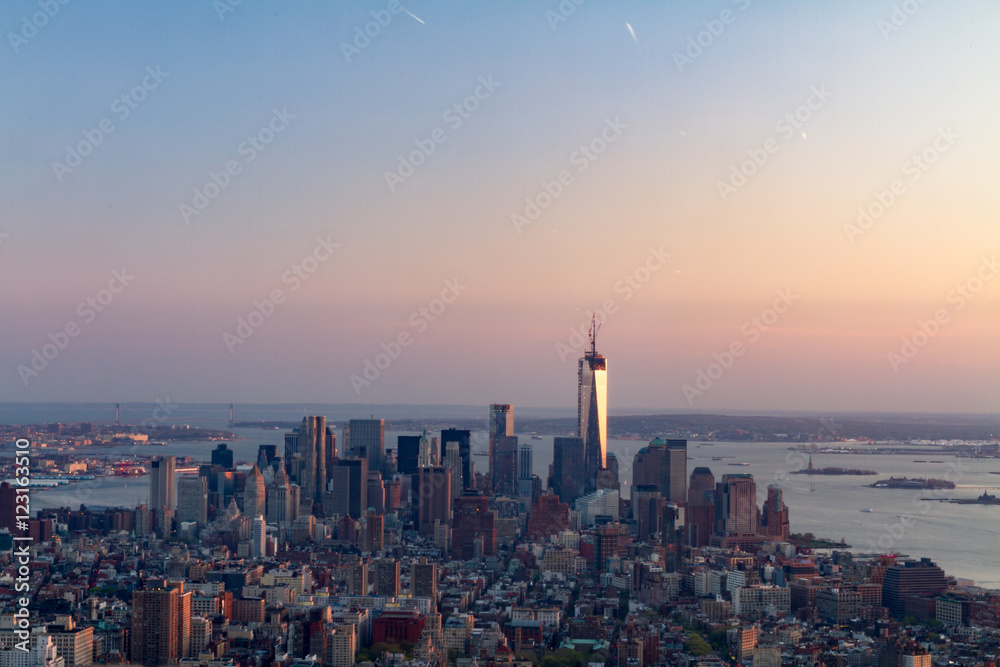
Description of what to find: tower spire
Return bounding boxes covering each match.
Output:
[588,314,600,357]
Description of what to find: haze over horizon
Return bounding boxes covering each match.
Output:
[3,2,999,413]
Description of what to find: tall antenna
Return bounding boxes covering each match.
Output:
[588,314,601,356]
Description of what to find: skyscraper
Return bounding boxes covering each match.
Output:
[440,428,471,491]
[492,435,518,496]
[489,404,513,491]
[348,418,386,475]
[577,317,607,488]
[761,485,790,541]
[410,558,438,607]
[397,435,420,475]
[374,558,400,596]
[689,467,716,506]
[443,442,464,500]
[452,492,495,560]
[243,464,266,519]
[517,441,534,497]
[251,514,266,558]
[550,436,585,506]
[131,580,192,666]
[417,466,452,538]
[149,456,176,512]
[211,444,234,469]
[291,416,335,512]
[632,438,686,503]
[331,458,369,519]
[267,464,293,525]
[716,474,757,535]
[176,476,208,526]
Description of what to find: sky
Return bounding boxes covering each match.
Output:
[2,1,999,414]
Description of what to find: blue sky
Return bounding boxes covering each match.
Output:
[2,1,999,412]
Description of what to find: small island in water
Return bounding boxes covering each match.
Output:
[790,455,876,476]
[791,466,878,475]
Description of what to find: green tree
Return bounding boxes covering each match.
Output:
[687,632,714,657]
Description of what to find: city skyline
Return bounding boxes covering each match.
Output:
[3,2,999,413]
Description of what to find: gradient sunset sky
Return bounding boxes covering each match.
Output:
[2,1,998,413]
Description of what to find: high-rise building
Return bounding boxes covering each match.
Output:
[492,435,518,496]
[267,464,293,525]
[347,561,368,596]
[452,492,495,560]
[374,559,401,597]
[417,466,452,537]
[577,318,607,489]
[347,418,385,476]
[211,444,234,469]
[367,471,386,514]
[882,558,947,619]
[443,442,464,500]
[517,442,534,497]
[289,416,335,512]
[550,436,585,505]
[761,485,790,541]
[331,458,369,519]
[716,474,757,535]
[417,430,435,468]
[364,508,384,554]
[410,558,438,606]
[0,482,16,534]
[632,438,686,503]
[243,463,266,518]
[131,580,192,666]
[149,456,176,513]
[327,624,356,667]
[489,404,513,491]
[440,429,471,491]
[633,484,664,542]
[397,435,421,475]
[251,515,266,558]
[176,476,208,526]
[257,444,278,471]
[689,467,716,506]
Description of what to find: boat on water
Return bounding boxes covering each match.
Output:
[861,508,874,513]
[531,435,543,440]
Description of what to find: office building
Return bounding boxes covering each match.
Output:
[397,435,420,475]
[492,435,517,496]
[577,318,607,488]
[243,463,266,518]
[176,476,208,526]
[883,558,948,618]
[489,404,513,490]
[632,438,686,504]
[347,418,385,476]
[149,456,176,512]
[716,474,757,535]
[251,514,266,558]
[550,436,585,506]
[417,466,452,538]
[267,464,293,525]
[689,467,716,506]
[761,485,790,541]
[364,508,384,554]
[211,444,233,469]
[331,458,369,519]
[440,428,471,491]
[287,416,336,512]
[517,442,534,497]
